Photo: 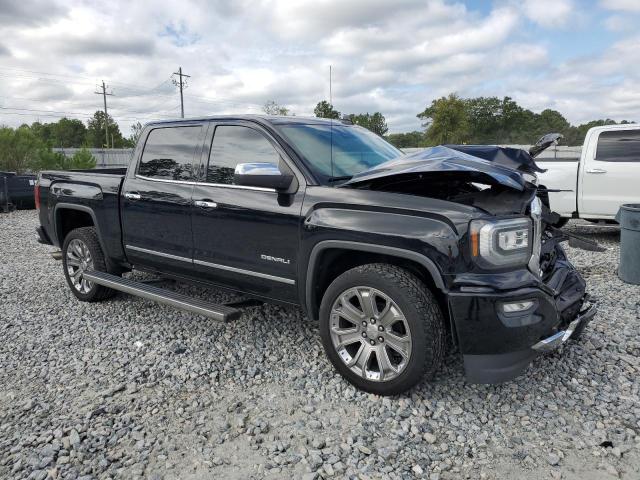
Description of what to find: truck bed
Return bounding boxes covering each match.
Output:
[62,167,128,175]
[37,169,127,264]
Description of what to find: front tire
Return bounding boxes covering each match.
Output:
[319,264,445,396]
[62,227,116,302]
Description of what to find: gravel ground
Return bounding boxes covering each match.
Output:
[1,210,639,480]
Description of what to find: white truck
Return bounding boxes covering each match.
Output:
[537,124,640,226]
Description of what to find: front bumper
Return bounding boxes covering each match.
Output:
[532,303,596,352]
[448,247,595,384]
[461,302,596,383]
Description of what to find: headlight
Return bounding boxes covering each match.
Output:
[470,218,532,269]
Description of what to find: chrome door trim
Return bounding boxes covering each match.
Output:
[193,200,218,208]
[193,259,295,285]
[135,174,276,192]
[125,244,295,284]
[125,244,192,263]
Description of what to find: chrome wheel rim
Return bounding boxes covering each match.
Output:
[329,286,412,382]
[66,238,94,294]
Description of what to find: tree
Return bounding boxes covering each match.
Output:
[130,122,144,145]
[32,149,71,171]
[52,118,87,147]
[417,93,469,145]
[314,100,340,119]
[349,112,389,136]
[386,131,426,148]
[535,109,571,137]
[29,122,55,146]
[86,111,127,148]
[27,118,87,148]
[263,100,290,116]
[464,96,502,144]
[70,147,97,169]
[0,125,60,173]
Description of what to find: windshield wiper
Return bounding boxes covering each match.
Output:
[327,175,353,183]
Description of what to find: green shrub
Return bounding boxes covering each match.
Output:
[70,147,97,169]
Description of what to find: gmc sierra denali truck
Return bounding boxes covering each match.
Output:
[35,116,596,395]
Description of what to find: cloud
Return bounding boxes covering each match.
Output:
[56,35,156,56]
[0,0,636,136]
[603,14,636,31]
[504,35,640,124]
[0,0,67,26]
[268,0,430,39]
[160,22,201,47]
[599,0,640,12]
[522,0,574,27]
[22,80,75,102]
[0,44,11,57]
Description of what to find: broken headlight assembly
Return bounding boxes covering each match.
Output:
[470,218,532,269]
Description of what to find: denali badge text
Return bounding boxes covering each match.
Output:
[260,254,290,264]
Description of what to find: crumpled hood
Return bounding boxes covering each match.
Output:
[345,145,534,191]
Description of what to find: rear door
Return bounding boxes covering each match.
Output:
[579,128,640,218]
[121,123,205,275]
[190,122,305,303]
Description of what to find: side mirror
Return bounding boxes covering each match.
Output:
[234,162,294,191]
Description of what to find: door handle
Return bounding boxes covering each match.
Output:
[586,168,607,174]
[124,192,141,200]
[194,199,218,208]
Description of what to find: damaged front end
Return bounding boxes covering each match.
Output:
[344,141,597,383]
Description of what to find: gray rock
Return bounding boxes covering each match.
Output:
[0,213,635,479]
[28,470,47,480]
[423,433,437,444]
[547,453,560,466]
[69,429,81,447]
[357,445,372,455]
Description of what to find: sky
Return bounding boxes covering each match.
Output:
[0,0,639,136]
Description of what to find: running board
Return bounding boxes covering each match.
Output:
[83,271,240,322]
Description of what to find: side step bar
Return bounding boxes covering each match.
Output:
[83,271,240,322]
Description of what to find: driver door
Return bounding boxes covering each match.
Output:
[190,122,305,303]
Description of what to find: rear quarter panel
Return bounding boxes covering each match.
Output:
[39,171,126,264]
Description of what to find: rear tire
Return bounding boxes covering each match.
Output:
[319,263,445,396]
[62,227,117,302]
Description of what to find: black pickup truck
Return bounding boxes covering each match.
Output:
[36,116,596,395]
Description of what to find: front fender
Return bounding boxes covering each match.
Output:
[300,210,462,320]
[303,205,461,275]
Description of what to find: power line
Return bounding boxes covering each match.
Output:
[0,106,180,122]
[95,80,114,148]
[172,67,190,118]
[0,71,266,111]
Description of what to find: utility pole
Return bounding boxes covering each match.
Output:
[329,65,332,106]
[172,67,190,118]
[95,81,113,148]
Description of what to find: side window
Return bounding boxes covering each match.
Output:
[207,126,280,184]
[596,130,640,162]
[138,126,201,180]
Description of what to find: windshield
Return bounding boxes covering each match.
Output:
[277,124,402,183]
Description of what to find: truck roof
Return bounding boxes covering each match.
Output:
[145,114,352,128]
[586,123,640,134]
